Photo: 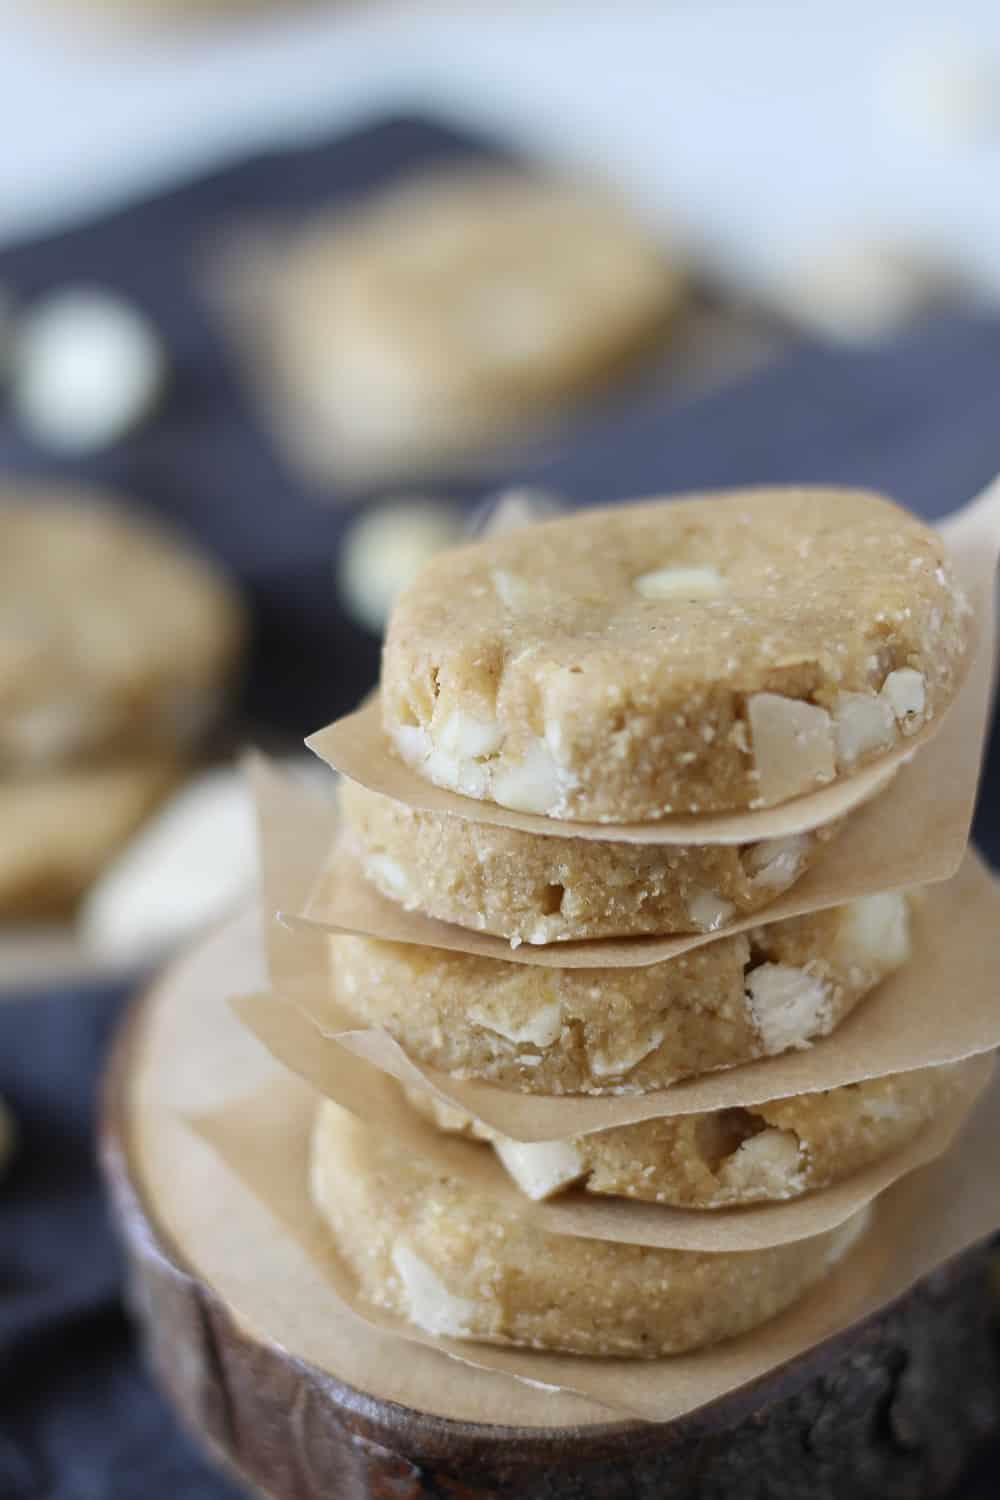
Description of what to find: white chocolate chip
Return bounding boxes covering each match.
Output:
[491,737,567,814]
[836,891,910,971]
[717,1127,804,1197]
[745,964,832,1054]
[12,287,166,452]
[590,1028,665,1079]
[423,744,490,799]
[391,1245,478,1337]
[881,668,926,730]
[833,690,896,767]
[490,568,546,613]
[685,885,736,933]
[467,1000,562,1049]
[365,853,411,901]
[633,565,728,601]
[337,500,463,634]
[747,694,836,806]
[493,1138,585,1200]
[744,834,809,891]
[438,710,503,759]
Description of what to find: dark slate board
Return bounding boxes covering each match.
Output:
[1,114,1000,1499]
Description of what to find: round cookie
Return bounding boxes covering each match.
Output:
[0,487,245,772]
[382,488,969,820]
[311,1100,870,1358]
[329,890,912,1095]
[0,758,180,917]
[409,1059,975,1207]
[270,169,682,484]
[341,778,845,945]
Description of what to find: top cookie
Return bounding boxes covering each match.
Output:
[382,487,968,821]
[0,486,246,771]
[269,168,682,483]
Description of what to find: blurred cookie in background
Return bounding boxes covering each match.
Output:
[242,167,684,488]
[0,484,247,921]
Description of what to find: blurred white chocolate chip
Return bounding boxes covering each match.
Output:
[81,760,331,967]
[12,286,167,451]
[337,499,463,634]
[494,1138,585,1201]
[773,244,950,344]
[634,564,727,600]
[747,693,836,806]
[745,964,832,1053]
[390,1245,477,1337]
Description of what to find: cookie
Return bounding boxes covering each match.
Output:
[409,1058,974,1206]
[0,487,245,772]
[270,168,682,483]
[311,1100,869,1358]
[0,758,180,917]
[341,778,844,944]
[328,890,912,1094]
[382,488,968,820]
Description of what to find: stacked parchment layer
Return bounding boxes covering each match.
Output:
[273,486,999,1365]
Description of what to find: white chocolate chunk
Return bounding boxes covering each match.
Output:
[13,287,166,452]
[337,500,463,634]
[590,1028,665,1079]
[494,1138,585,1200]
[633,565,728,601]
[491,737,566,814]
[881,668,926,728]
[717,1127,804,1197]
[438,709,503,759]
[745,963,832,1054]
[423,744,490,799]
[744,834,809,890]
[391,1245,478,1337]
[747,694,836,806]
[836,891,910,971]
[467,1000,562,1049]
[391,722,431,766]
[491,568,545,613]
[685,885,736,933]
[80,767,255,966]
[365,853,411,901]
[834,690,896,767]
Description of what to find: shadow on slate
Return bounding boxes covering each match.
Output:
[0,114,1000,1498]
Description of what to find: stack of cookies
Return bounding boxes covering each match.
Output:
[303,486,982,1360]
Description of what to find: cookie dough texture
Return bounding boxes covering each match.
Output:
[0,488,245,772]
[410,1059,974,1207]
[0,758,181,917]
[341,779,843,944]
[312,1100,869,1358]
[269,169,682,483]
[382,488,968,820]
[328,890,912,1094]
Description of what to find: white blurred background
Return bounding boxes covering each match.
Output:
[3,0,1000,306]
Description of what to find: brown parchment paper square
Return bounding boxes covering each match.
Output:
[189,1061,1000,1424]
[307,485,999,846]
[231,986,993,1253]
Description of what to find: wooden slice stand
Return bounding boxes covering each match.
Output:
[99,919,1000,1500]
